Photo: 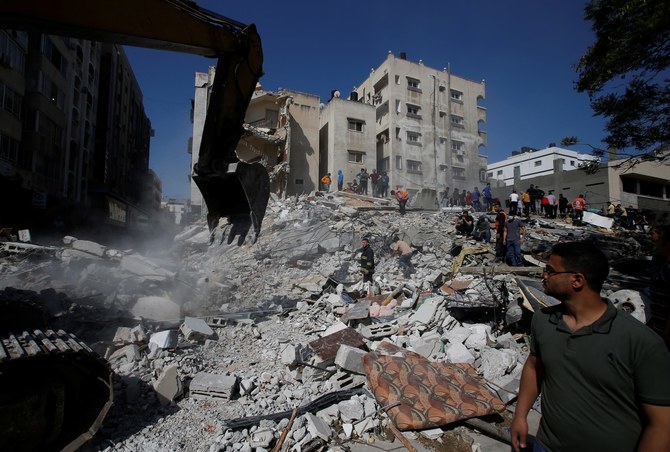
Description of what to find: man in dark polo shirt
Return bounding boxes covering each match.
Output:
[511,242,670,452]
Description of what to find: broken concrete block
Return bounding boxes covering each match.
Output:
[190,372,238,400]
[334,344,366,375]
[611,289,650,323]
[443,326,471,344]
[250,429,273,448]
[71,239,107,257]
[360,322,398,339]
[446,342,475,364]
[153,364,182,406]
[132,296,180,322]
[108,344,141,363]
[329,370,366,390]
[280,344,297,366]
[409,333,442,358]
[480,348,518,381]
[305,412,331,441]
[410,296,444,325]
[464,324,493,349]
[338,399,364,422]
[180,316,215,342]
[113,325,147,344]
[149,330,178,350]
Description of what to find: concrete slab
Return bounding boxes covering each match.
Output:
[335,344,367,374]
[180,316,215,342]
[153,364,182,405]
[190,372,238,400]
[71,239,107,257]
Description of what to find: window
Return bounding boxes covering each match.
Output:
[451,140,464,152]
[407,160,422,173]
[439,111,447,118]
[0,32,26,74]
[534,160,542,167]
[439,164,449,172]
[381,157,390,172]
[0,81,22,119]
[450,115,464,128]
[406,131,421,144]
[450,89,463,101]
[487,172,493,178]
[479,169,487,182]
[395,155,403,169]
[0,132,19,164]
[39,72,65,110]
[570,160,575,166]
[348,151,364,163]
[440,137,447,145]
[348,119,364,132]
[439,85,446,92]
[452,167,466,179]
[42,36,67,77]
[407,104,421,118]
[496,170,503,176]
[407,77,420,90]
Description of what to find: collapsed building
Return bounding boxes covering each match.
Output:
[0,191,659,451]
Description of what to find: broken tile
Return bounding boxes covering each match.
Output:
[309,327,365,361]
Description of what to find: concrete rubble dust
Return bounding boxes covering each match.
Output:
[0,191,657,452]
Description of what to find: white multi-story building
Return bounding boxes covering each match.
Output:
[353,52,489,198]
[487,146,597,187]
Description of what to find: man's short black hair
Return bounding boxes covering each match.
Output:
[550,242,609,292]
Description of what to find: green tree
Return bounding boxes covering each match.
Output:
[575,0,670,158]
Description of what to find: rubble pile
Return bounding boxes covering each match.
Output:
[0,192,655,451]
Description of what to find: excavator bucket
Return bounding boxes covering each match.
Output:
[193,160,270,245]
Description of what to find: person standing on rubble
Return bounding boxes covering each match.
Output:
[370,169,380,197]
[320,173,332,192]
[493,202,507,262]
[509,190,520,216]
[337,170,344,191]
[391,236,414,277]
[359,238,375,284]
[512,242,670,452]
[357,168,369,195]
[482,182,493,212]
[472,187,481,212]
[380,172,389,198]
[390,189,409,215]
[572,194,586,222]
[503,213,525,266]
[558,194,568,218]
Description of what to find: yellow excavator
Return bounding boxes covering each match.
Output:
[0,0,269,450]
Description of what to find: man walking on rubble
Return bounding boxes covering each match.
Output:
[359,237,375,284]
[320,173,331,192]
[511,242,670,452]
[390,189,409,215]
[391,236,414,277]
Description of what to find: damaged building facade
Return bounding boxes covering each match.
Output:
[0,30,159,234]
[353,52,489,198]
[189,68,319,214]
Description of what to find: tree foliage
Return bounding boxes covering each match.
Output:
[576,0,670,153]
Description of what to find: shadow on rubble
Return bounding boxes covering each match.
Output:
[81,375,180,451]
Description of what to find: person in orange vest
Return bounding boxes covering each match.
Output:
[390,189,409,215]
[572,194,586,222]
[320,173,332,192]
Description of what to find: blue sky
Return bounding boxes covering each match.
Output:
[125,0,607,199]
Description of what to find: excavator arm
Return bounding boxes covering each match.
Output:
[0,0,270,244]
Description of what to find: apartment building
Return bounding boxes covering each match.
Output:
[354,52,488,198]
[0,29,156,233]
[487,145,597,187]
[319,96,375,189]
